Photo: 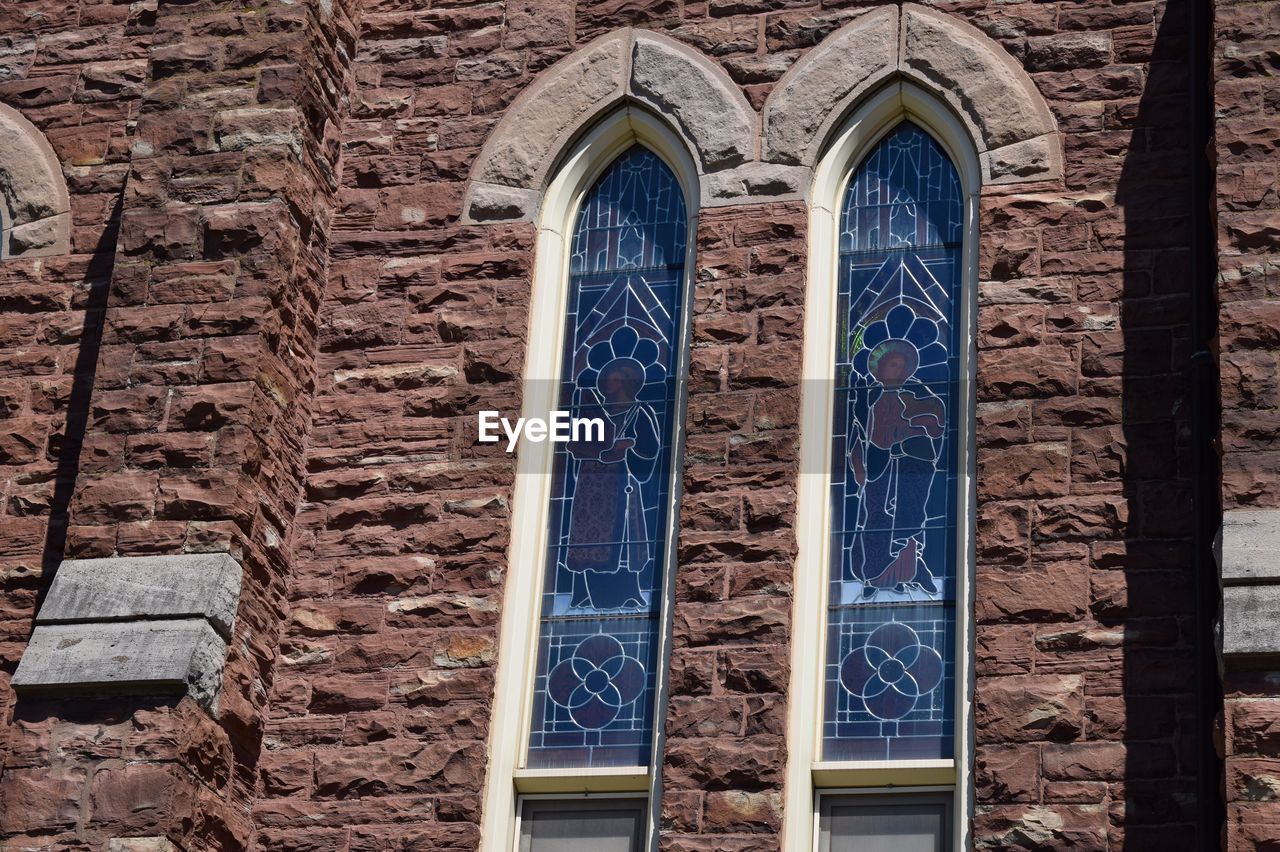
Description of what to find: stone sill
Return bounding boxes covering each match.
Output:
[812,759,956,789]
[513,766,650,794]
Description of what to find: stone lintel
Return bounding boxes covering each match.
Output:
[12,619,229,710]
[36,553,243,640]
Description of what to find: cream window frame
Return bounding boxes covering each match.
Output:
[515,792,648,852]
[479,106,701,852]
[781,80,982,852]
[814,786,956,851]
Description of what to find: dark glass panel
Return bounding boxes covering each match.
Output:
[823,122,963,761]
[528,145,688,769]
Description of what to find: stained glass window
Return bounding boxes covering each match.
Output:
[526,145,689,769]
[823,122,963,761]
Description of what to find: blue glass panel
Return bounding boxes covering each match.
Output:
[527,616,660,767]
[528,145,688,769]
[824,605,955,761]
[823,122,963,761]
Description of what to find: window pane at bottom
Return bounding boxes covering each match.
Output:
[819,792,950,852]
[823,604,955,761]
[519,798,646,852]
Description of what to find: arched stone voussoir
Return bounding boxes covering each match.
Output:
[761,5,900,168]
[0,102,71,259]
[761,4,1061,185]
[469,31,631,198]
[464,28,759,222]
[900,4,1059,170]
[628,30,756,175]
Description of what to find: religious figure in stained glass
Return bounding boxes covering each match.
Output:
[527,144,688,769]
[561,332,663,610]
[824,122,963,762]
[845,306,947,598]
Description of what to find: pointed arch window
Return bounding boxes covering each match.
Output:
[526,144,689,769]
[823,122,963,762]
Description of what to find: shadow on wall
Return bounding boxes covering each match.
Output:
[37,195,120,591]
[1116,0,1220,844]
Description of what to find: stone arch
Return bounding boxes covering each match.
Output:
[0,103,70,258]
[762,4,1062,185]
[463,28,758,222]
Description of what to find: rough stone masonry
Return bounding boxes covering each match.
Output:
[0,0,1275,850]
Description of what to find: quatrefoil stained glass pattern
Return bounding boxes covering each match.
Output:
[527,145,689,769]
[824,122,963,761]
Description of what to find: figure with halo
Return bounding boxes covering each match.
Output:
[845,303,947,598]
[561,327,663,610]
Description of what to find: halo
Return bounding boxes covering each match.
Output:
[596,356,646,398]
[852,303,948,383]
[578,326,666,392]
[867,338,919,378]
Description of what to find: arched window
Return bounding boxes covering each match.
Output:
[481,109,698,852]
[824,122,961,762]
[527,144,688,769]
[784,86,979,852]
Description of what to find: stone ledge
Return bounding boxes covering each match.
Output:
[108,840,179,852]
[12,619,229,710]
[1223,585,1280,658]
[36,553,242,640]
[1219,508,1280,583]
[12,553,243,710]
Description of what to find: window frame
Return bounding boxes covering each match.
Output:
[815,787,955,852]
[782,81,981,852]
[480,107,701,852]
[516,793,649,852]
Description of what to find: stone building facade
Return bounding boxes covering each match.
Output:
[0,0,1274,849]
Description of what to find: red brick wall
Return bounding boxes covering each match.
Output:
[1,0,362,847]
[0,0,148,840]
[1216,0,1280,846]
[972,1,1204,845]
[0,0,1232,849]
[247,1,1209,851]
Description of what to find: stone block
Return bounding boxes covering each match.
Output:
[464,182,539,223]
[629,30,755,172]
[1224,585,1280,657]
[12,619,229,710]
[902,4,1057,152]
[983,134,1064,184]
[761,6,897,166]
[1219,508,1280,582]
[702,162,807,205]
[36,553,242,639]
